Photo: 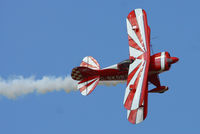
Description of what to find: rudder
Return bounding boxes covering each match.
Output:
[71,56,100,96]
[80,56,100,70]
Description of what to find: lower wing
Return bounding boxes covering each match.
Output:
[127,87,148,124]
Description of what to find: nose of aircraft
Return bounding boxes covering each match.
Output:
[168,57,179,64]
[170,57,179,64]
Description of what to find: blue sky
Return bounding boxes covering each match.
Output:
[0,0,200,133]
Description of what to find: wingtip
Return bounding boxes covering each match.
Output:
[127,107,146,124]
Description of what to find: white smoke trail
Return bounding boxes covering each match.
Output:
[0,76,78,99]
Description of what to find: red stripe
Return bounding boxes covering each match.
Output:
[129,56,135,60]
[137,53,144,60]
[127,11,138,31]
[128,109,137,124]
[124,90,135,110]
[87,79,99,95]
[79,86,87,92]
[143,85,148,120]
[128,36,144,52]
[80,61,98,69]
[89,56,100,69]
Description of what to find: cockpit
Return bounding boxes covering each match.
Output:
[117,59,133,71]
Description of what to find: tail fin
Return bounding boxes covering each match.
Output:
[72,56,100,96]
[80,56,100,70]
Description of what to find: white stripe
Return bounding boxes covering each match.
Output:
[89,67,99,70]
[131,62,146,110]
[127,110,131,119]
[136,107,144,124]
[135,9,147,51]
[123,60,144,104]
[160,52,165,71]
[88,57,97,68]
[128,59,142,75]
[129,46,143,58]
[103,64,118,69]
[126,19,144,52]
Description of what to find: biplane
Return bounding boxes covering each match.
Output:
[71,8,179,124]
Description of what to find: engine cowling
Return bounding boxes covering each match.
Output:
[149,52,179,72]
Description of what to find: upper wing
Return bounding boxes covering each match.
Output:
[123,9,150,110]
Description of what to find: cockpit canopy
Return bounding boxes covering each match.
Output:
[118,59,133,71]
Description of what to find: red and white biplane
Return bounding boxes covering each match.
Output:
[71,8,179,124]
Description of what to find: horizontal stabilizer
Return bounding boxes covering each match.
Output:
[78,76,100,96]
